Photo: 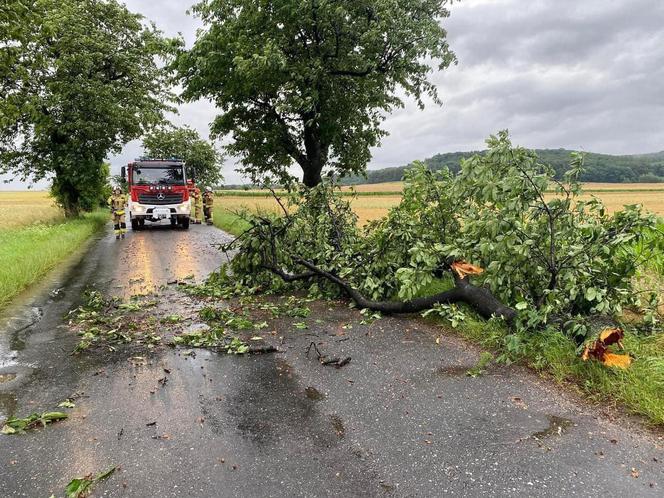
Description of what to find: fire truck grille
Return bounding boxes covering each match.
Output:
[138,192,184,205]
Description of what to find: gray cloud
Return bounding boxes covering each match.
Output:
[5,0,663,188]
[374,0,664,169]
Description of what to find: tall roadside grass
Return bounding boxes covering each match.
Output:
[436,313,664,426]
[0,210,107,310]
[211,207,252,237]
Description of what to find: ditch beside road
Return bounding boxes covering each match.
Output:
[0,223,662,497]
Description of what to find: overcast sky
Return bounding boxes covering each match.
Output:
[4,0,664,188]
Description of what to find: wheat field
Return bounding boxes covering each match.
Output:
[0,191,63,229]
[218,184,664,226]
[342,182,664,193]
[1,186,661,232]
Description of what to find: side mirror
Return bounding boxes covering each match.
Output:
[121,166,126,181]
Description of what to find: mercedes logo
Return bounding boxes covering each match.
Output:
[157,193,165,200]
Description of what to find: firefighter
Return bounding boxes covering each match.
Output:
[108,187,127,239]
[194,187,203,224]
[203,186,214,225]
[187,181,196,223]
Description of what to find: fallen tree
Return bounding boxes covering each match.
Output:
[216,132,659,338]
[263,256,516,321]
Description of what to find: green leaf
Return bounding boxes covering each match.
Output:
[65,466,116,498]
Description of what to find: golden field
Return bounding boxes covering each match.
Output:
[218,184,664,226]
[217,194,403,226]
[341,182,664,193]
[1,185,661,231]
[0,191,63,229]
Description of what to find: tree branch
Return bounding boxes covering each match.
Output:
[291,257,516,322]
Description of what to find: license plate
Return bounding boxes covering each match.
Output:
[154,208,170,219]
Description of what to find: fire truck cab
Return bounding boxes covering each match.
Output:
[121,158,192,230]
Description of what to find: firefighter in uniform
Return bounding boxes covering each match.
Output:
[108,187,127,239]
[187,181,196,223]
[203,186,214,225]
[194,187,203,224]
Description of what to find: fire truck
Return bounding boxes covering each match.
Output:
[121,158,192,230]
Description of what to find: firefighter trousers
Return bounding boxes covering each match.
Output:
[112,211,127,236]
[204,206,213,224]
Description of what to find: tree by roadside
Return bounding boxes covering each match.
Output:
[142,126,224,188]
[175,0,456,187]
[0,0,174,216]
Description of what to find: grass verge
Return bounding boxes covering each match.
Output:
[419,278,664,427]
[212,207,252,237]
[0,210,107,310]
[448,316,664,426]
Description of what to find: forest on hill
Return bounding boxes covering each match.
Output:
[342,149,664,185]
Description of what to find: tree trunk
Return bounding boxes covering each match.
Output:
[63,203,80,218]
[53,173,81,218]
[302,166,323,187]
[301,116,327,187]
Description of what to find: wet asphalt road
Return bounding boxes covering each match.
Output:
[0,222,663,497]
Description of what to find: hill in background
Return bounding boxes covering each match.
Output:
[342,149,664,185]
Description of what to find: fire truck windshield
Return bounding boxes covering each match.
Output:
[133,166,185,186]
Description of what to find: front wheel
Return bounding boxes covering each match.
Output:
[180,217,190,230]
[131,218,140,231]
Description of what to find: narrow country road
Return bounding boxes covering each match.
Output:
[0,223,662,497]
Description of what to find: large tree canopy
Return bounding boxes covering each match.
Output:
[0,0,174,215]
[142,126,224,188]
[176,0,456,187]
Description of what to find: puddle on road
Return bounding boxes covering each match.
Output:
[305,386,325,401]
[532,415,574,440]
[0,306,42,355]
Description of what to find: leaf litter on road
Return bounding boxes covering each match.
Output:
[62,466,116,498]
[1,412,68,435]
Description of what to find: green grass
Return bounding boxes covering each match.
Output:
[0,210,107,310]
[212,207,252,237]
[418,277,664,426]
[456,316,664,426]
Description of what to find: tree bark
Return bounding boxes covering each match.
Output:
[300,115,327,187]
[264,257,516,323]
[302,166,323,188]
[53,169,81,218]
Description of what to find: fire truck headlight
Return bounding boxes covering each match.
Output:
[177,203,189,213]
[133,204,144,213]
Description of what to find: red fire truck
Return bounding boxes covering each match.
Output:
[121,158,192,230]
